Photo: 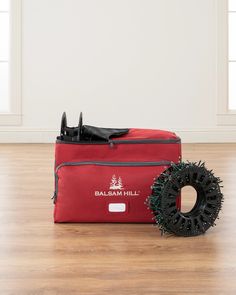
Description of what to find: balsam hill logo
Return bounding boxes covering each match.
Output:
[109,175,124,190]
[94,175,140,197]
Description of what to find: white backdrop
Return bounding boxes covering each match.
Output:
[1,0,236,142]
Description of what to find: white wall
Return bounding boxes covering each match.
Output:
[1,0,236,142]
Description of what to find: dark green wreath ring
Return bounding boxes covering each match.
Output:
[146,161,223,237]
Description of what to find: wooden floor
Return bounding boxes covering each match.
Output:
[0,144,235,295]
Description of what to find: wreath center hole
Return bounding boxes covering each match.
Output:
[180,186,197,213]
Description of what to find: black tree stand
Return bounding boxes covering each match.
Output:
[146,161,223,237]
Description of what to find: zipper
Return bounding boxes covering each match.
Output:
[52,160,171,203]
[56,138,181,145]
[55,160,171,172]
[112,139,180,144]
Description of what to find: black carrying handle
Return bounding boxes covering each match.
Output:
[82,125,129,142]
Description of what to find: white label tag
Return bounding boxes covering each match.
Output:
[108,203,126,212]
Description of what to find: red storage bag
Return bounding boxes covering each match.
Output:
[53,113,181,223]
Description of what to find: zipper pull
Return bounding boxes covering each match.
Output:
[109,140,114,148]
[51,193,55,200]
[52,174,59,204]
[51,192,56,204]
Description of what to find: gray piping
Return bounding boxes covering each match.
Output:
[56,138,181,145]
[55,160,171,173]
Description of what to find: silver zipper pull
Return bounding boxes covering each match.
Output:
[109,140,114,148]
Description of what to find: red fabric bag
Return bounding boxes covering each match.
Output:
[53,115,181,223]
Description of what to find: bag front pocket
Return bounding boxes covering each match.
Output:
[53,161,171,223]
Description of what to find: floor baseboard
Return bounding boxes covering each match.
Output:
[0,128,236,143]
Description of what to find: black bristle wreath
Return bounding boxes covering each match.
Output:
[146,161,223,237]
